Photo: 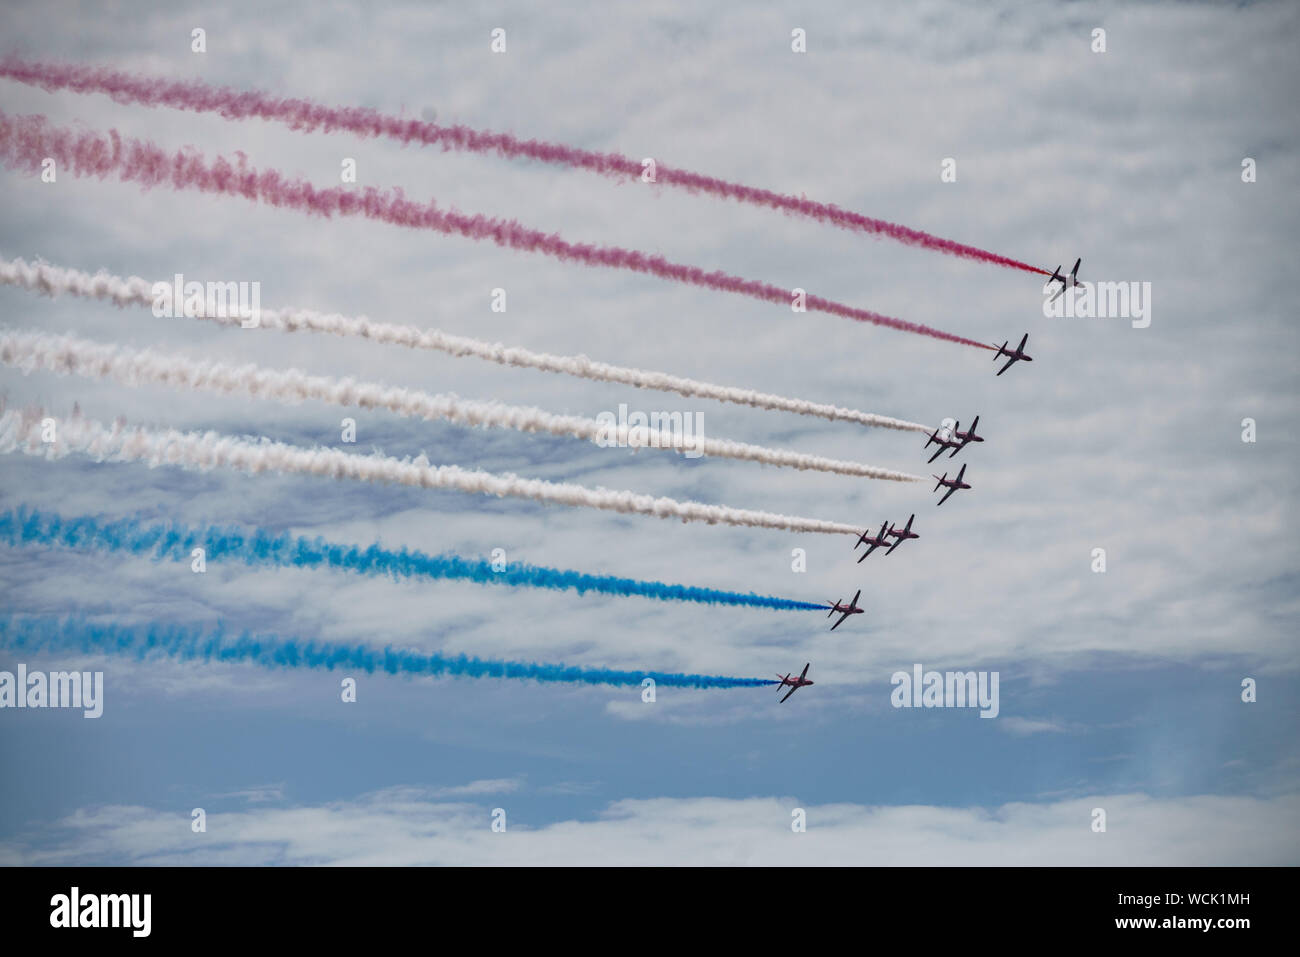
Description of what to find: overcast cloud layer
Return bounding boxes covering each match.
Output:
[1,0,1297,864]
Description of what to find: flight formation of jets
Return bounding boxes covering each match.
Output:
[783,262,1079,699]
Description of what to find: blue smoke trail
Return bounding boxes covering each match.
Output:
[0,506,826,612]
[0,616,779,689]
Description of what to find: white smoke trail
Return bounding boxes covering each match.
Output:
[0,407,865,536]
[0,330,924,482]
[0,256,931,433]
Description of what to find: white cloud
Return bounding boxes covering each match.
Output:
[3,789,1296,866]
[210,784,286,804]
[428,778,523,798]
[1000,717,1070,736]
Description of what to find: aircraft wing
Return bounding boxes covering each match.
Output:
[799,663,810,680]
[928,445,948,464]
[830,609,851,630]
[856,544,875,563]
[996,356,1016,376]
[937,485,958,506]
[780,685,798,703]
[885,538,902,555]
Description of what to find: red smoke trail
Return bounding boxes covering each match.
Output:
[0,111,994,350]
[0,57,1049,277]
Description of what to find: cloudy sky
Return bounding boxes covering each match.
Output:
[1,0,1297,865]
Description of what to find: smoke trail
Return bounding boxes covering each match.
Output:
[0,111,993,350]
[0,256,933,433]
[0,58,1048,277]
[0,329,925,483]
[0,506,828,611]
[0,616,779,689]
[0,407,865,535]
